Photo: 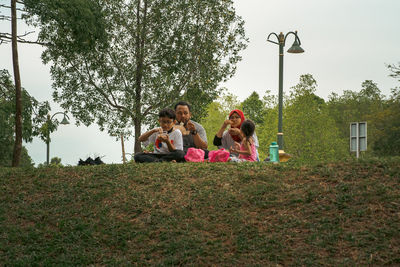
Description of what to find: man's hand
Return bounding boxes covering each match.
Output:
[186,121,196,132]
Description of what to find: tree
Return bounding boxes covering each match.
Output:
[200,101,226,151]
[24,0,248,153]
[371,89,400,156]
[327,80,384,154]
[256,90,278,160]
[387,62,400,82]
[1,0,51,167]
[242,91,267,125]
[283,74,347,161]
[0,69,50,166]
[371,64,400,156]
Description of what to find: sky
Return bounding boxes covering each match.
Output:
[1,0,399,166]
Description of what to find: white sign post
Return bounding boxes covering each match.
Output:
[350,122,367,158]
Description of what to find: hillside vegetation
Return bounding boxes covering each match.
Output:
[1,158,399,265]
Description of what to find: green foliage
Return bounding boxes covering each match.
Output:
[371,88,400,156]
[201,102,226,151]
[284,75,348,161]
[25,0,248,152]
[37,157,64,168]
[327,79,385,155]
[0,69,49,167]
[372,63,400,155]
[23,0,108,53]
[242,91,267,125]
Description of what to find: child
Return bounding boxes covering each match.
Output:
[134,108,185,163]
[229,120,257,162]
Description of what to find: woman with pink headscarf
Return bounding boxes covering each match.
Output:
[213,109,259,160]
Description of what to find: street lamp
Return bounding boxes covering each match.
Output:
[267,31,304,153]
[46,112,70,165]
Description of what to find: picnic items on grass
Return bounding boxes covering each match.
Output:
[209,148,230,162]
[184,148,205,162]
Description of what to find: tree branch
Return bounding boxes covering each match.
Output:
[1,3,25,12]
[0,15,11,21]
[81,59,135,118]
[0,32,48,46]
[107,51,131,94]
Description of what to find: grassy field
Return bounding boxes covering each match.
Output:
[1,158,400,266]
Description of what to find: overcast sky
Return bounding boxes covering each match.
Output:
[1,0,399,165]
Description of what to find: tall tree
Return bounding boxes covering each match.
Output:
[242,91,267,125]
[0,69,50,166]
[24,0,248,153]
[371,64,400,155]
[1,0,51,167]
[283,74,347,161]
[327,80,384,154]
[10,0,23,166]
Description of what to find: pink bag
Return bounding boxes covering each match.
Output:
[184,148,205,162]
[209,148,230,162]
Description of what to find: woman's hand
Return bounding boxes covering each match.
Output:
[223,119,233,128]
[228,127,241,136]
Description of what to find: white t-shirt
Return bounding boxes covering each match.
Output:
[144,129,183,153]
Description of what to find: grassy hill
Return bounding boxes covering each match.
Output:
[1,158,399,265]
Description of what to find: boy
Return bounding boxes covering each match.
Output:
[134,108,185,163]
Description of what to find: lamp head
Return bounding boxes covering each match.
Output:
[287,38,304,54]
[60,115,70,125]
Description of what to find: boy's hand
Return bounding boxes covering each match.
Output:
[229,146,237,153]
[153,127,163,134]
[157,133,169,142]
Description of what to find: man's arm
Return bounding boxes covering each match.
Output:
[192,132,208,149]
[187,121,208,149]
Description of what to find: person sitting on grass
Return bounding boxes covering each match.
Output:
[229,119,257,162]
[134,108,185,163]
[213,109,260,161]
[174,101,209,159]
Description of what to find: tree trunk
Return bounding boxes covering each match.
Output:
[11,0,22,167]
[133,0,148,154]
[134,117,142,153]
[121,133,126,163]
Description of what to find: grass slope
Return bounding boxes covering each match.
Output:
[1,158,400,265]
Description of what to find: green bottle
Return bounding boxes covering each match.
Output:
[269,142,279,163]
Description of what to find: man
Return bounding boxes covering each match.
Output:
[174,101,208,158]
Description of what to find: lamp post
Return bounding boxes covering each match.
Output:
[267,31,304,151]
[46,112,70,165]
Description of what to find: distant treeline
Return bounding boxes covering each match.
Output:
[201,73,400,161]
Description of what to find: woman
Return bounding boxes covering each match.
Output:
[213,109,259,160]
